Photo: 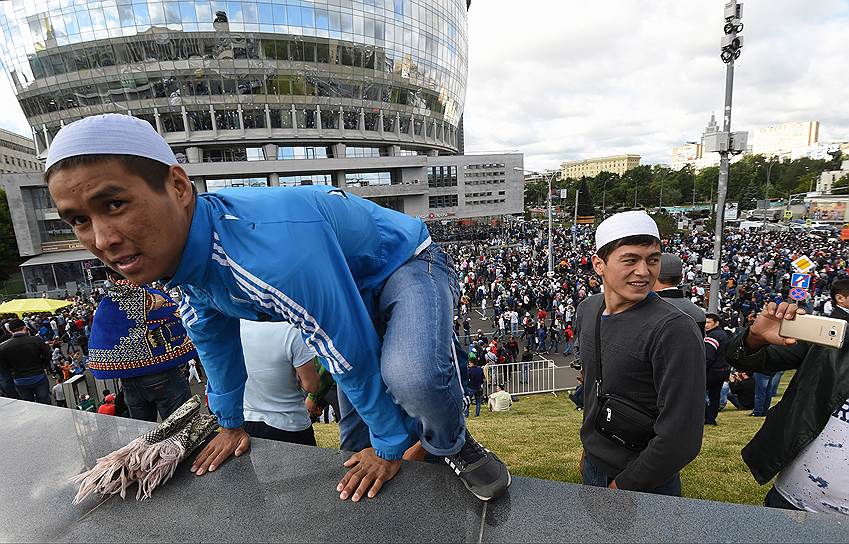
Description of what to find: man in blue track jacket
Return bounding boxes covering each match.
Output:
[44,114,510,502]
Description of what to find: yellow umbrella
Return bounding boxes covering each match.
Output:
[0,298,73,317]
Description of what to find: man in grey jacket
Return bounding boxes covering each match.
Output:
[655,253,706,335]
[576,212,705,496]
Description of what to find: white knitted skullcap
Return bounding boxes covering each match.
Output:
[595,211,660,251]
[45,114,177,171]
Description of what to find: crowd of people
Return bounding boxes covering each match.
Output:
[0,291,100,406]
[436,218,844,345]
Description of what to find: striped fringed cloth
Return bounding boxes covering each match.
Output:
[71,394,218,502]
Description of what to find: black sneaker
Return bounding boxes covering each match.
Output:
[444,431,511,501]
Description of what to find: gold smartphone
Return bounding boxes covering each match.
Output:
[779,315,847,349]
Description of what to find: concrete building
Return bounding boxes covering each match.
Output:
[560,154,640,179]
[816,158,849,195]
[0,128,39,174]
[523,169,561,184]
[0,0,523,295]
[750,121,820,158]
[671,142,702,171]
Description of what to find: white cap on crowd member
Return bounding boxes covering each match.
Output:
[45,113,178,171]
[594,211,660,251]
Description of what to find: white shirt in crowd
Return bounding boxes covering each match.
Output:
[488,390,513,412]
[240,320,317,433]
[774,398,849,515]
[823,300,834,315]
[52,382,65,402]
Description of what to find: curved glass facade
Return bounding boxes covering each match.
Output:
[0,0,468,154]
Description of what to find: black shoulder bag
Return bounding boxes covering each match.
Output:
[592,302,656,451]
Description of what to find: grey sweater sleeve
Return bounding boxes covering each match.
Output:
[615,315,706,491]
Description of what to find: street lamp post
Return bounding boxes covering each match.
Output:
[573,182,579,246]
[706,1,745,314]
[659,174,664,209]
[602,178,608,218]
[692,166,697,207]
[761,158,776,221]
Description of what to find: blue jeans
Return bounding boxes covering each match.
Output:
[338,243,466,457]
[753,372,783,416]
[0,370,19,399]
[563,340,574,355]
[465,389,482,417]
[582,455,681,496]
[121,366,191,422]
[571,384,584,409]
[15,376,51,405]
[719,381,729,410]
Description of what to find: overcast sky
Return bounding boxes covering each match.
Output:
[1,0,847,172]
[464,0,849,171]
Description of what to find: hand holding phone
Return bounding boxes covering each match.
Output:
[747,302,806,350]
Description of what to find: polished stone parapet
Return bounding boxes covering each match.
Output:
[1,399,846,543]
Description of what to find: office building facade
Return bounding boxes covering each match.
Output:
[560,154,640,180]
[0,128,40,174]
[750,121,820,158]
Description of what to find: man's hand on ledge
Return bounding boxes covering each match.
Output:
[608,480,618,490]
[191,427,251,476]
[338,447,402,502]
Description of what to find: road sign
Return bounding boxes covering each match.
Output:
[790,273,811,289]
[789,287,808,301]
[792,255,816,273]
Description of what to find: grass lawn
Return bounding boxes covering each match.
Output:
[313,375,791,506]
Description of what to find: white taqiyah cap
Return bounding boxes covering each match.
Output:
[595,211,660,251]
[45,114,178,171]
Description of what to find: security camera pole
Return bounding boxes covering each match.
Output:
[705,1,747,314]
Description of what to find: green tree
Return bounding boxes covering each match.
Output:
[739,179,761,210]
[523,179,547,207]
[793,172,819,194]
[0,189,21,281]
[576,179,595,218]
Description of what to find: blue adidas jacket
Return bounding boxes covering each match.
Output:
[167,185,431,460]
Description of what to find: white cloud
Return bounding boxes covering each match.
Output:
[1,0,847,170]
[464,0,849,170]
[0,75,29,137]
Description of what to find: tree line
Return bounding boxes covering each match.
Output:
[525,153,843,213]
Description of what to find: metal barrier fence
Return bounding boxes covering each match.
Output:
[481,358,572,397]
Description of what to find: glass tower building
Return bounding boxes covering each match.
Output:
[0,0,525,295]
[0,0,467,162]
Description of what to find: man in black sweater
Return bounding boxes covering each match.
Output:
[576,211,705,496]
[0,319,52,404]
[704,313,730,425]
